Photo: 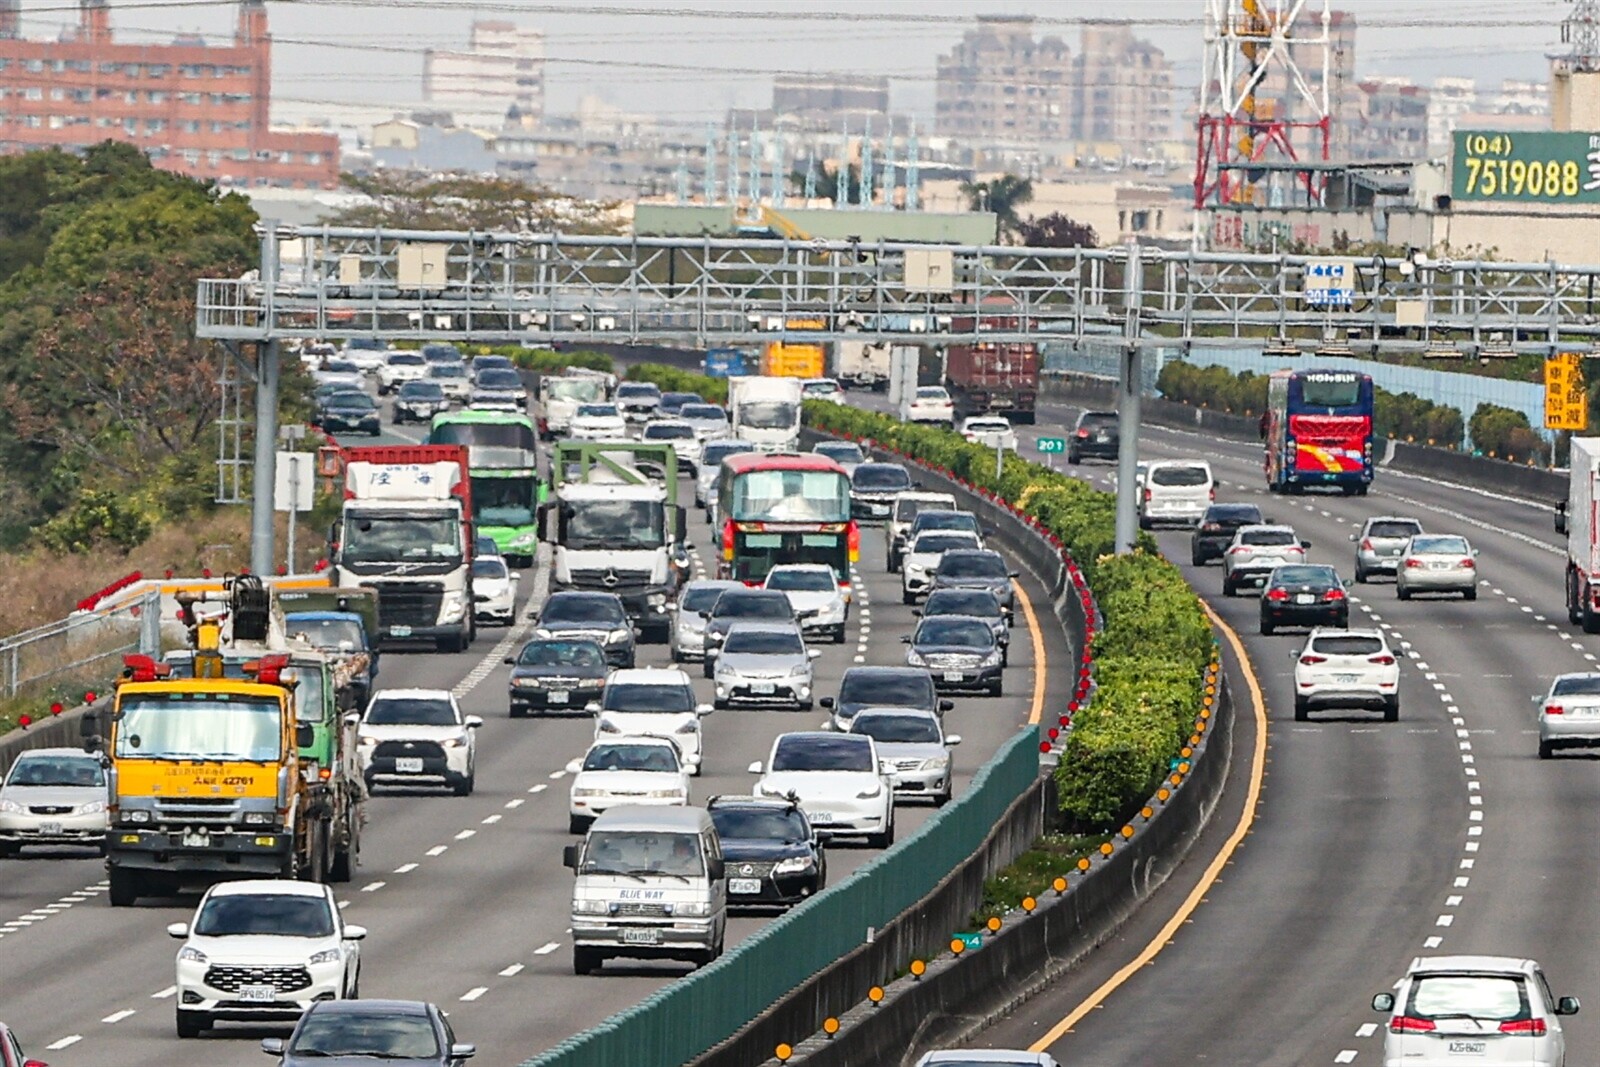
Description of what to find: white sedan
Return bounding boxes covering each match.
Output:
[570,402,628,440]
[1537,672,1600,759]
[312,360,365,391]
[749,731,894,847]
[564,736,690,834]
[903,386,955,425]
[472,555,518,625]
[1293,628,1400,722]
[0,748,109,854]
[960,415,1018,451]
[802,378,847,404]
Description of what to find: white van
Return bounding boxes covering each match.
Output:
[1139,460,1215,528]
[563,806,728,975]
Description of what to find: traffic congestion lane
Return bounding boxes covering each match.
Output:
[5,469,1064,1067]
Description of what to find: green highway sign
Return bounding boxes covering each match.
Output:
[1037,437,1066,454]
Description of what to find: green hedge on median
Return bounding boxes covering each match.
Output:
[627,363,1213,831]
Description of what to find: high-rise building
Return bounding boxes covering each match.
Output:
[423,21,545,129]
[934,15,1075,148]
[1351,77,1429,160]
[0,0,337,187]
[772,72,889,129]
[1075,22,1174,152]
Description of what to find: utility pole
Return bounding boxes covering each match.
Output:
[249,221,281,576]
[1113,242,1143,554]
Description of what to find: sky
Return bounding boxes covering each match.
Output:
[11,0,1571,128]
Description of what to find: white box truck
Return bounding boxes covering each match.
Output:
[727,375,803,452]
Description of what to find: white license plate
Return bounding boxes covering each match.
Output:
[1431,561,1455,570]
[391,625,412,638]
[1572,707,1600,719]
[1446,1040,1486,1056]
[810,812,835,825]
[1335,674,1361,684]
[870,505,888,514]
[238,984,276,1003]
[39,821,62,834]
[944,671,965,682]
[396,757,424,773]
[620,928,660,945]
[1296,594,1315,604]
[750,682,776,694]
[181,830,209,848]
[548,690,569,704]
[729,878,762,894]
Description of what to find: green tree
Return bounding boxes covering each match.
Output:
[960,174,1034,240]
[1018,212,1099,249]
[329,172,624,234]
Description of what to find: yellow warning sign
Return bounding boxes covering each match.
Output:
[1545,354,1588,431]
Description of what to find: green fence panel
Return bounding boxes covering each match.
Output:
[520,726,1041,1067]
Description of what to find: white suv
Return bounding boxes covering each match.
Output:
[1371,955,1579,1067]
[170,880,364,1038]
[356,689,482,795]
[1221,524,1308,596]
[376,350,428,395]
[1293,628,1400,722]
[589,667,711,775]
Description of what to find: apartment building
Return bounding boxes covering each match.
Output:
[423,20,545,129]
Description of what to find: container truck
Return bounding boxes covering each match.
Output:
[330,444,476,653]
[945,320,1038,425]
[727,375,803,452]
[1567,437,1600,632]
[833,340,891,391]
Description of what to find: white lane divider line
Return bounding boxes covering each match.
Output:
[505,799,525,809]
[1446,895,1463,907]
[460,987,489,1002]
[338,900,351,910]
[151,986,177,999]
[1335,1051,1358,1064]
[482,814,502,825]
[394,863,418,874]
[455,829,477,841]
[426,845,448,857]
[1356,1023,1378,1038]
[361,881,386,893]
[499,963,525,977]
[534,941,560,955]
[549,770,566,779]
[1424,935,1444,948]
[101,1010,135,1024]
[1436,914,1454,927]
[45,1036,82,1051]
[528,784,548,794]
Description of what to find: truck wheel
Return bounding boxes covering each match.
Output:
[300,822,329,884]
[108,868,141,907]
[573,947,604,976]
[330,813,358,884]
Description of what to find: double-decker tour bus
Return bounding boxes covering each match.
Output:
[716,453,858,586]
[427,410,541,565]
[1262,368,1376,495]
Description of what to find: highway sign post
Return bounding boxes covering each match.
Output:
[1037,437,1066,454]
[1545,353,1588,431]
[1303,258,1356,309]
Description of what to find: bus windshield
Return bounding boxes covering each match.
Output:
[429,421,536,450]
[1296,373,1362,408]
[473,476,537,527]
[729,469,850,523]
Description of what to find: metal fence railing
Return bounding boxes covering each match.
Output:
[0,590,162,703]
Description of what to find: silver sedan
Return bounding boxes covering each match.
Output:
[712,622,820,710]
[848,707,962,806]
[1395,533,1478,600]
[0,748,109,854]
[1537,672,1600,759]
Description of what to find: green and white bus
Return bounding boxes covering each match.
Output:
[428,410,541,566]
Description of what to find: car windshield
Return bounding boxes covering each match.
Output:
[322,361,359,374]
[1369,520,1423,539]
[398,383,444,399]
[289,1012,440,1058]
[913,512,978,534]
[604,683,693,713]
[741,400,798,429]
[577,404,619,418]
[580,830,703,877]
[766,569,835,592]
[617,383,660,400]
[1407,974,1529,1023]
[474,475,537,528]
[646,424,694,440]
[548,378,606,402]
[1411,535,1469,554]
[386,353,425,367]
[804,381,840,395]
[430,364,466,379]
[701,443,748,468]
[1151,465,1209,487]
[924,591,1001,617]
[713,594,792,620]
[422,344,461,362]
[854,466,911,491]
[194,893,334,937]
[583,744,680,772]
[543,598,625,626]
[839,671,933,708]
[1204,505,1261,524]
[912,533,980,554]
[564,499,665,550]
[816,443,864,463]
[939,553,1008,578]
[915,388,948,401]
[476,369,522,389]
[723,629,804,655]
[853,713,941,743]
[772,735,873,772]
[342,514,461,564]
[710,806,809,843]
[1553,674,1600,696]
[681,584,738,614]
[681,405,726,420]
[916,618,994,648]
[472,557,510,580]
[286,617,366,652]
[5,754,104,787]
[327,392,375,410]
[1311,635,1384,656]
[967,420,1009,432]
[1240,530,1297,546]
[365,698,456,726]
[114,695,282,761]
[1271,566,1336,587]
[516,640,605,668]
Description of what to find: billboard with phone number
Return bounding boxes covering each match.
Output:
[1452,130,1600,203]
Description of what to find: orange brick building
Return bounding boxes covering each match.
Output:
[0,0,338,188]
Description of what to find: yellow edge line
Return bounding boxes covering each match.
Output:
[1013,578,1048,727]
[1028,596,1268,1051]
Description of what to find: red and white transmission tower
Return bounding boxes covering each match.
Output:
[1194,0,1334,212]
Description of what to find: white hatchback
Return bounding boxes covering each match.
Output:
[356,689,482,795]
[1372,955,1579,1067]
[1293,628,1400,722]
[564,735,690,834]
[570,403,628,441]
[1221,524,1308,596]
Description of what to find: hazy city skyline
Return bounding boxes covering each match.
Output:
[9,0,1566,129]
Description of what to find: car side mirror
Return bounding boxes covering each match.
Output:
[899,635,911,643]
[747,760,763,774]
[1343,579,1353,589]
[708,857,725,881]
[562,844,580,869]
[911,609,922,617]
[167,922,189,939]
[343,924,368,941]
[503,656,516,666]
[261,1037,286,1055]
[1009,571,1020,579]
[946,734,963,745]
[939,699,954,712]
[1348,533,1357,542]
[1557,996,1581,1016]
[879,759,895,775]
[450,1043,478,1060]
[294,723,316,750]
[819,697,835,709]
[808,649,821,660]
[1300,540,1312,550]
[564,758,582,774]
[584,702,601,714]
[1371,993,1395,1012]
[696,703,713,716]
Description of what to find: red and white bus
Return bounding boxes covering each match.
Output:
[716,453,859,586]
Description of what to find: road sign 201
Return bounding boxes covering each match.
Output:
[1037,437,1066,454]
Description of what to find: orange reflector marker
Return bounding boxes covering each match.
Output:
[1141,806,1154,819]
[950,938,966,955]
[1157,788,1171,802]
[1022,896,1037,912]
[776,1044,793,1062]
[1179,761,1191,774]
[986,916,1002,932]
[910,959,927,978]
[869,985,885,1004]
[1099,842,1114,856]
[824,1017,840,1036]
[1171,772,1184,785]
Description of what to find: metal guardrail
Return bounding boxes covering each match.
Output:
[198,228,1600,353]
[0,590,161,702]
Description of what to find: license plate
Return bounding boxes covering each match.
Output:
[729,878,762,895]
[1573,707,1600,719]
[620,928,660,945]
[1335,674,1360,683]
[548,690,569,704]
[396,757,424,773]
[1431,561,1454,570]
[750,682,776,694]
[181,830,209,848]
[38,821,61,834]
[1296,594,1315,604]
[1095,433,1109,442]
[391,625,412,638]
[943,671,965,682]
[870,505,888,514]
[1446,1040,1486,1056]
[810,812,834,825]
[238,984,277,1003]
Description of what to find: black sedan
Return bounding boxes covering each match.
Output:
[315,389,381,436]
[822,665,952,731]
[1259,564,1349,635]
[707,796,826,910]
[903,615,1005,696]
[262,999,474,1066]
[1191,502,1266,565]
[658,391,702,417]
[850,463,914,523]
[929,549,1017,624]
[393,380,450,425]
[532,591,636,668]
[702,588,797,676]
[918,588,1009,663]
[505,637,608,717]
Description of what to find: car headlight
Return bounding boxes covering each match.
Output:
[243,811,275,826]
[923,755,951,770]
[607,628,630,644]
[0,799,23,814]
[647,788,685,799]
[76,800,107,815]
[673,901,711,918]
[856,784,883,799]
[442,733,470,748]
[177,946,208,964]
[907,561,927,574]
[906,650,926,666]
[789,664,810,677]
[126,809,151,824]
[757,784,786,797]
[510,531,538,548]
[512,677,538,689]
[572,788,606,798]
[772,855,816,875]
[981,649,1003,667]
[308,948,342,966]
[572,899,609,915]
